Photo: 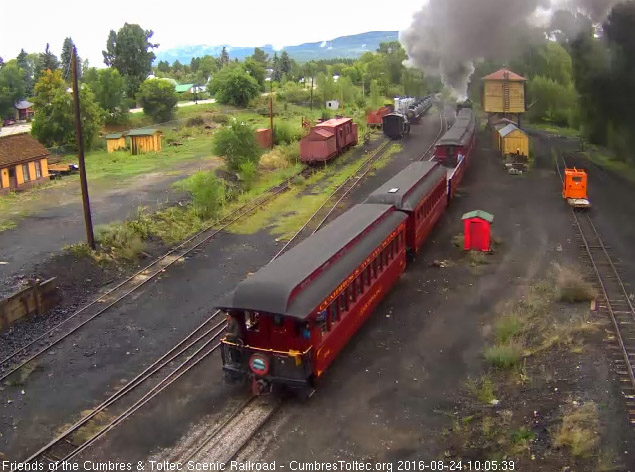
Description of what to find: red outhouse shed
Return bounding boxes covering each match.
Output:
[462,210,494,252]
[256,128,272,149]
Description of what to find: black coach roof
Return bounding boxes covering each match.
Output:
[437,109,475,147]
[217,204,407,319]
[364,161,446,211]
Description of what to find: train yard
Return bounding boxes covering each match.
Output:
[2,103,635,470]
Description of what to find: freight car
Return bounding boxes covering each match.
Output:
[299,117,358,164]
[218,158,465,394]
[382,113,410,139]
[434,108,476,200]
[405,96,433,124]
[366,106,393,128]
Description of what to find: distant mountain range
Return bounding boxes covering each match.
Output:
[155,31,399,64]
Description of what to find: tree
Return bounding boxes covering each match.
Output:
[0,57,4,69]
[60,38,81,81]
[138,78,178,122]
[369,79,382,109]
[157,60,170,74]
[244,57,266,91]
[209,64,260,107]
[190,57,201,73]
[377,41,406,85]
[280,51,292,77]
[220,47,230,67]
[0,62,26,118]
[337,75,356,105]
[272,53,281,81]
[251,47,268,65]
[527,75,577,126]
[212,119,261,171]
[39,43,59,74]
[102,23,159,98]
[31,69,104,148]
[199,55,218,81]
[316,72,337,103]
[88,68,128,123]
[172,60,183,72]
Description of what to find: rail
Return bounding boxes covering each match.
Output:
[0,167,314,384]
[556,155,635,425]
[418,107,449,162]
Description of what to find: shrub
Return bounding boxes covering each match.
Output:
[211,113,231,125]
[96,223,146,261]
[186,116,206,127]
[554,402,599,457]
[209,64,260,107]
[138,78,178,123]
[273,122,302,145]
[237,161,258,190]
[182,171,226,219]
[277,82,311,105]
[554,264,596,303]
[213,120,262,171]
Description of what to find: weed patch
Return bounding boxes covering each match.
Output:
[554,264,596,303]
[494,316,524,344]
[484,343,523,369]
[466,376,497,404]
[553,402,599,457]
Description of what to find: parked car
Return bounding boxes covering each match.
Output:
[2,118,16,127]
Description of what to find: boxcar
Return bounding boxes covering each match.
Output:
[365,161,447,253]
[299,128,338,163]
[382,113,410,139]
[366,106,393,127]
[217,204,408,394]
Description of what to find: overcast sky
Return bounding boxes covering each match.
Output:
[1,0,425,66]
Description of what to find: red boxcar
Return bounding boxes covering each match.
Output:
[299,128,337,162]
[300,117,358,163]
[434,109,476,201]
[218,204,407,393]
[366,106,393,127]
[365,161,447,253]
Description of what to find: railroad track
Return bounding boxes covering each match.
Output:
[19,138,390,464]
[175,396,281,465]
[271,138,392,260]
[556,155,635,425]
[418,106,448,162]
[0,167,315,385]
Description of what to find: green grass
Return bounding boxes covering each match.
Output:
[466,376,497,404]
[494,316,524,344]
[554,402,599,458]
[484,343,523,369]
[582,146,635,185]
[528,122,581,138]
[227,139,395,239]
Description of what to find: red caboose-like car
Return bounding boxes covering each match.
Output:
[365,161,447,253]
[434,108,476,201]
[218,204,407,394]
[299,117,358,164]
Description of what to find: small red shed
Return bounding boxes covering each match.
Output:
[256,128,272,149]
[462,210,494,252]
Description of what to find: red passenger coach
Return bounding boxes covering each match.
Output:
[434,109,476,201]
[365,162,447,253]
[217,204,407,393]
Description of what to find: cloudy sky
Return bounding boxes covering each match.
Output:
[1,0,424,65]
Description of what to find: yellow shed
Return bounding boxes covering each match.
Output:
[106,133,126,153]
[498,124,529,158]
[483,69,526,114]
[128,129,162,155]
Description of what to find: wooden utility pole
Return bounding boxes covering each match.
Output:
[72,46,95,249]
[269,80,274,149]
[310,75,314,111]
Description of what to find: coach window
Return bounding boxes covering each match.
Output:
[364,266,371,286]
[339,293,347,317]
[246,311,260,332]
[348,284,355,303]
[377,252,383,271]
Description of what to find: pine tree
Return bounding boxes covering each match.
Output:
[16,49,34,95]
[39,43,59,74]
[220,47,230,67]
[60,38,81,81]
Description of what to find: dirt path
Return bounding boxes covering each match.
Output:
[0,156,221,293]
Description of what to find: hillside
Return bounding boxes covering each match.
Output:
[155,31,399,64]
